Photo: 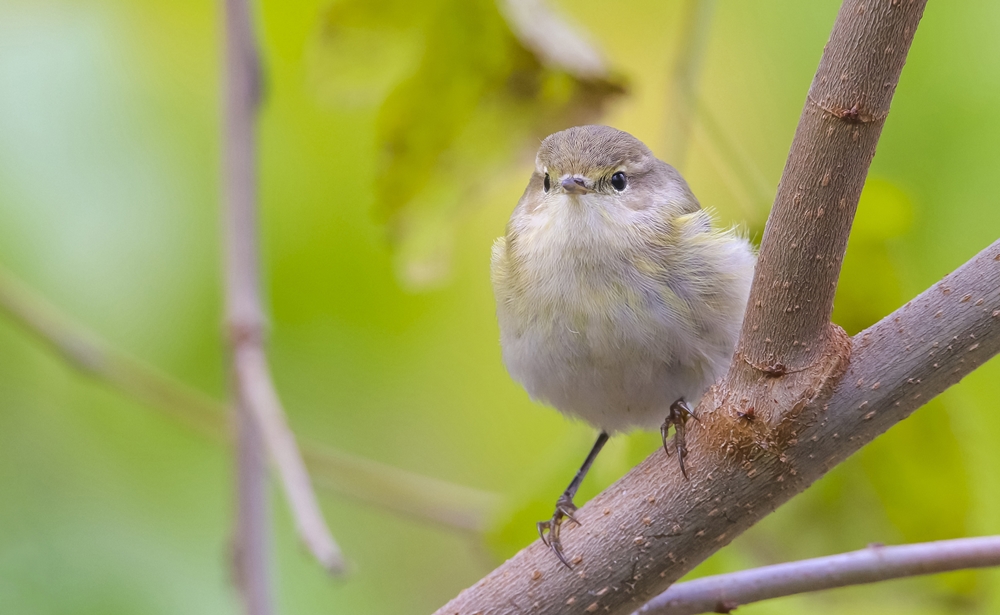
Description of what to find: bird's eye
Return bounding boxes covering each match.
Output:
[543,173,551,193]
[611,171,628,191]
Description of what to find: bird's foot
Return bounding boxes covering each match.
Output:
[537,493,580,568]
[661,399,698,479]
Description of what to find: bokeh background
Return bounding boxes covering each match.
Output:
[2,0,1000,613]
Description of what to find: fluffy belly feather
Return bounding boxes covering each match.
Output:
[498,287,720,433]
[493,203,752,433]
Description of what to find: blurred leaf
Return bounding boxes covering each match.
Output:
[307,23,422,108]
[312,0,625,288]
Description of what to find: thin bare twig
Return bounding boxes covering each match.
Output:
[637,536,1000,615]
[232,345,346,573]
[222,0,345,581]
[302,444,499,533]
[222,0,276,610]
[232,387,272,615]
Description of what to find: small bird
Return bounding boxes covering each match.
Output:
[491,125,754,567]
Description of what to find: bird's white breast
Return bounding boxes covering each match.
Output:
[493,197,753,433]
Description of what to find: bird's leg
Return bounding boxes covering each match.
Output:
[661,399,698,479]
[538,431,609,568]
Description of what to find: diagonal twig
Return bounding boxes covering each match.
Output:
[692,97,775,215]
[661,3,773,220]
[231,344,347,574]
[636,536,1000,615]
[301,443,498,533]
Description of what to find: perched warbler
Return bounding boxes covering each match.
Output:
[491,125,755,566]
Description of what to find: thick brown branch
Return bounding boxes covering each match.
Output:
[734,0,926,389]
[433,243,998,615]
[638,536,1000,615]
[793,239,1000,481]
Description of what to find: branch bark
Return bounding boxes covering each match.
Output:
[637,536,1000,615]
[435,237,999,615]
[431,2,983,614]
[730,0,927,425]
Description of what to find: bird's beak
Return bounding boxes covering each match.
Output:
[560,175,591,194]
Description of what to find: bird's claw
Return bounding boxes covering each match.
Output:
[538,495,579,569]
[661,399,697,479]
[555,494,580,525]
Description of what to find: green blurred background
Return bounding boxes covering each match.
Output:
[1,0,999,613]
